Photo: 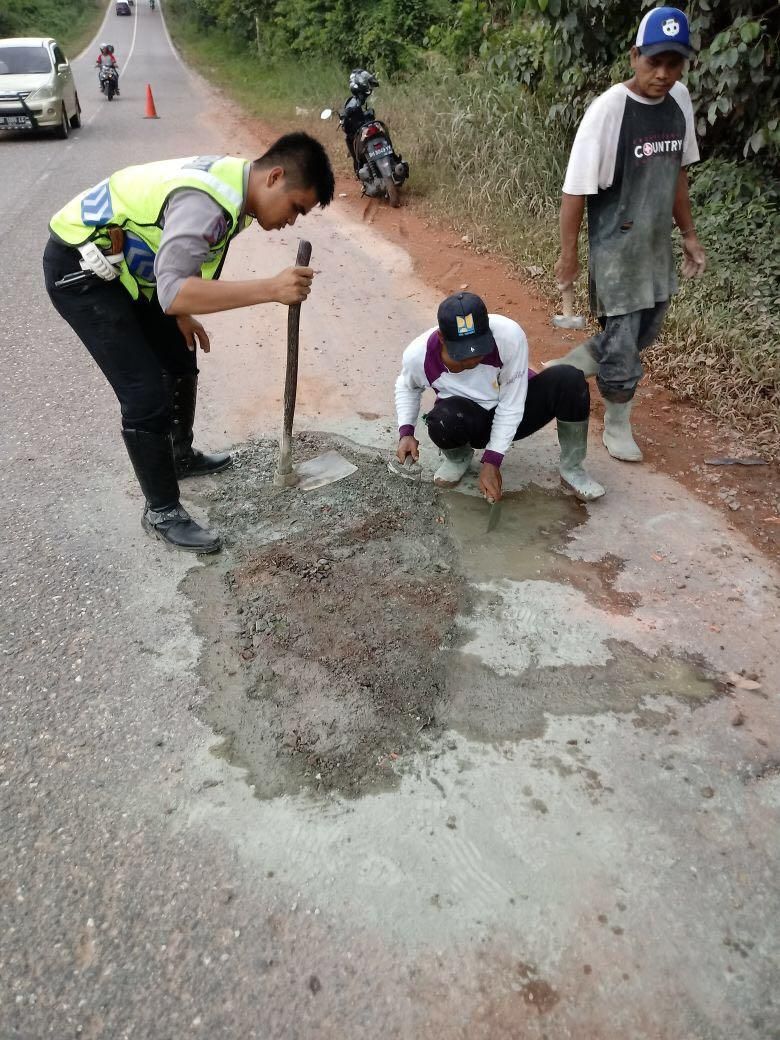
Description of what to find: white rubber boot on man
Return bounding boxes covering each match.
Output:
[557,420,605,501]
[434,447,474,488]
[602,399,643,462]
[545,342,599,378]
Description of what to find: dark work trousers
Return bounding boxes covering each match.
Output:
[425,365,589,451]
[588,300,669,404]
[43,238,195,434]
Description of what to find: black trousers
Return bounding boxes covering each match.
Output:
[43,238,195,434]
[425,365,589,450]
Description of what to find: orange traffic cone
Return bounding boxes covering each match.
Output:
[143,84,159,119]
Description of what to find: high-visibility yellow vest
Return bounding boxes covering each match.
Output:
[49,155,250,300]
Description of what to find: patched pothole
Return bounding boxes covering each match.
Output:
[184,433,724,801]
[186,433,466,798]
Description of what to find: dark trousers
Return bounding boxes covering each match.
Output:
[426,365,589,450]
[589,301,669,403]
[43,238,195,434]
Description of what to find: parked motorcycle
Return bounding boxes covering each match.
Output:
[98,64,120,101]
[329,69,409,207]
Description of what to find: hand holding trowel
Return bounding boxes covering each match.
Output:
[479,462,503,533]
[273,239,356,491]
[388,432,422,481]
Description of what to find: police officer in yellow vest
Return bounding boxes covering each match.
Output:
[44,132,334,554]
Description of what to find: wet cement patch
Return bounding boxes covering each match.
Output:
[186,433,722,801]
[186,433,467,798]
[447,485,639,614]
[441,639,718,744]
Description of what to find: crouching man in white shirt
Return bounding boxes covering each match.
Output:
[394,292,605,503]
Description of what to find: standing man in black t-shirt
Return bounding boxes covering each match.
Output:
[548,6,707,462]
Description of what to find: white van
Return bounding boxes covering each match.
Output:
[0,37,81,139]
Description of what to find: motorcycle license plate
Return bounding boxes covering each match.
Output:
[371,142,393,159]
[0,115,33,129]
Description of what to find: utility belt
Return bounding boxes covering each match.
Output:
[53,228,126,289]
[78,226,125,280]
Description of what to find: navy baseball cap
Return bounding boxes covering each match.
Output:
[437,292,496,361]
[636,7,695,59]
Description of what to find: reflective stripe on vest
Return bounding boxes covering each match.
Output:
[49,155,249,300]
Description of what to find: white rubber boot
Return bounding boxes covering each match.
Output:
[557,420,605,501]
[545,342,599,378]
[602,400,643,462]
[433,447,474,488]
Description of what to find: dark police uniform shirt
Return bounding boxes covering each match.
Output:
[563,82,698,318]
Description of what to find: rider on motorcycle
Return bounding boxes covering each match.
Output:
[95,44,120,96]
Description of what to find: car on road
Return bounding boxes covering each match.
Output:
[0,37,81,139]
[116,1,132,15]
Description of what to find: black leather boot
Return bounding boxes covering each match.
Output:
[121,429,222,554]
[170,374,231,478]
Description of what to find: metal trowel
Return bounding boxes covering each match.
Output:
[292,449,356,491]
[387,456,422,482]
[273,240,357,491]
[486,497,503,533]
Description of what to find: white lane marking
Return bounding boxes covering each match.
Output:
[19,0,141,195]
[122,0,141,72]
[41,0,129,166]
[55,0,179,164]
[158,3,189,70]
[76,0,139,133]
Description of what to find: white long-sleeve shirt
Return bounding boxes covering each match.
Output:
[395,314,529,467]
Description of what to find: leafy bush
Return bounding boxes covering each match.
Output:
[185,0,446,73]
[689,158,779,320]
[0,0,104,55]
[517,0,779,164]
[649,156,780,441]
[686,5,779,158]
[424,0,491,63]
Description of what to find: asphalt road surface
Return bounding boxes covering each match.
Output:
[1,5,779,1039]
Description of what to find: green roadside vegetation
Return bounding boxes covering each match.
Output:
[0,0,107,60]
[167,0,779,447]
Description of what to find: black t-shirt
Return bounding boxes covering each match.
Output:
[563,82,699,317]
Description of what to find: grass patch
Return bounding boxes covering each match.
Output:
[166,16,345,121]
[167,7,779,448]
[380,70,567,279]
[0,0,108,59]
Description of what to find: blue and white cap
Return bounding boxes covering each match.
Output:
[636,7,695,59]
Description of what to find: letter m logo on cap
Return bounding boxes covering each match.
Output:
[456,313,475,336]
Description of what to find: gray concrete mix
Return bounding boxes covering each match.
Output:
[1,7,779,1039]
